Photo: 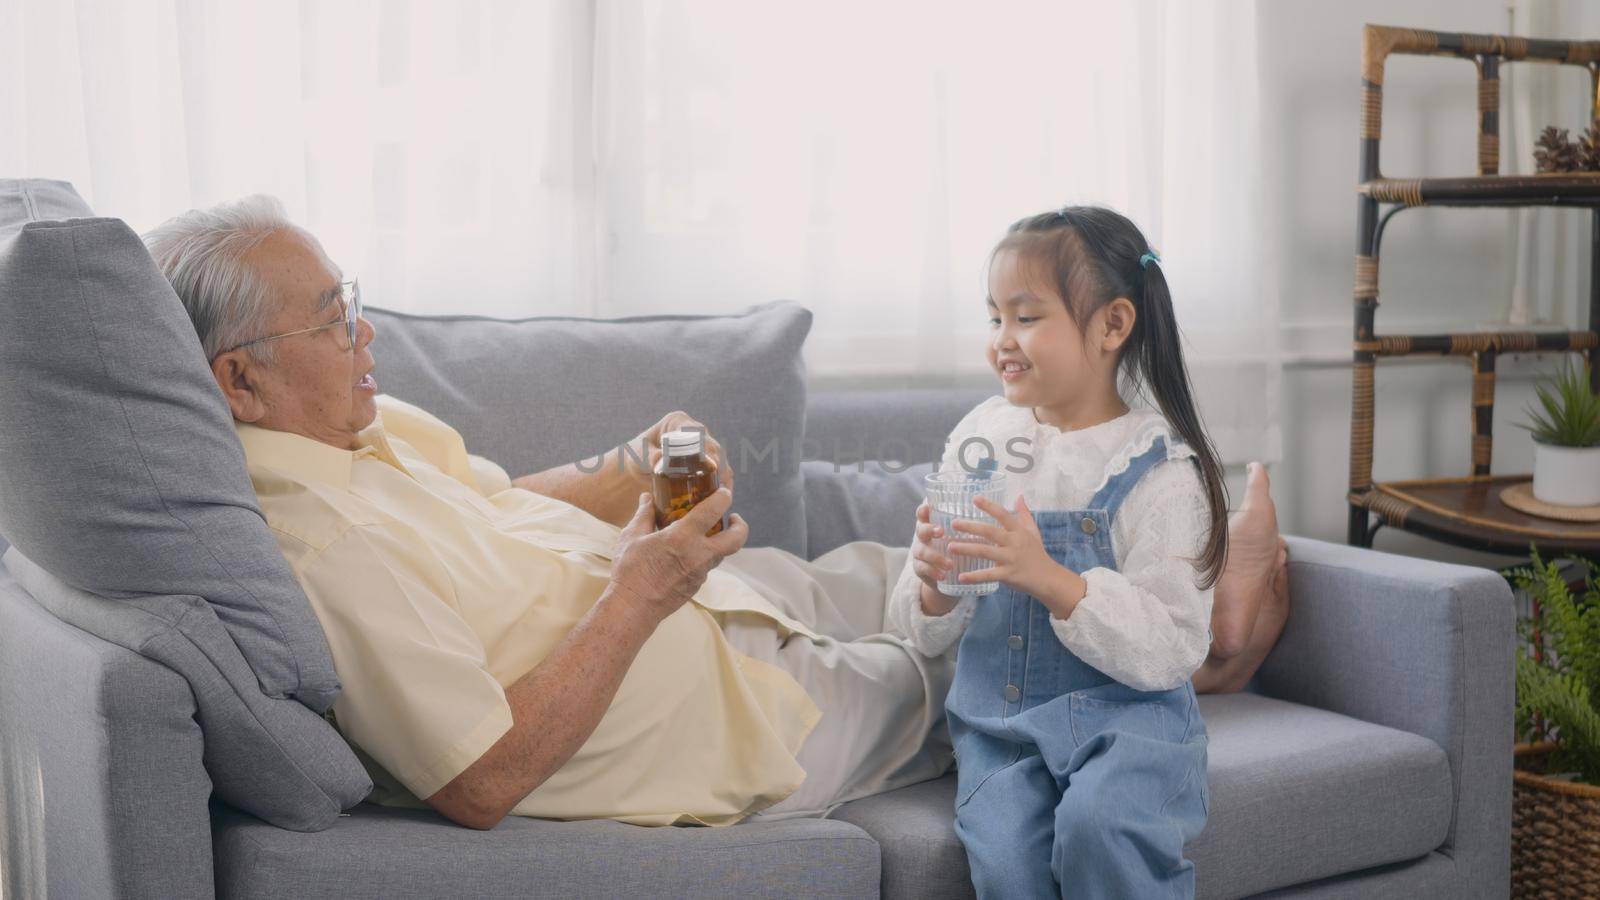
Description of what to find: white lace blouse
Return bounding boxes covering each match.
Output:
[886,397,1215,692]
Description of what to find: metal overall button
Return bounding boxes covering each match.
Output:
[1004,684,1021,702]
[1008,635,1024,650]
[1080,516,1097,534]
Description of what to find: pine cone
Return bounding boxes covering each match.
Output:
[1535,126,1579,173]
[1555,137,1584,173]
[1580,120,1600,171]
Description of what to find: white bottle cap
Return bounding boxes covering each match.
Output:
[661,430,704,456]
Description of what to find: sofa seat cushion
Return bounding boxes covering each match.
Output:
[829,691,1454,900]
[213,803,879,899]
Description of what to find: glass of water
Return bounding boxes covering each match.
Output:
[924,468,1008,597]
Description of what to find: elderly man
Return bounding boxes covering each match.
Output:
[144,196,1288,831]
[145,196,956,830]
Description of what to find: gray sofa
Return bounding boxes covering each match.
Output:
[0,189,1513,899]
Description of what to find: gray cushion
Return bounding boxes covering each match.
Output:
[1186,692,1452,897]
[0,179,340,710]
[0,178,87,228]
[802,460,934,559]
[212,802,879,899]
[4,549,370,832]
[829,692,1453,900]
[364,302,812,554]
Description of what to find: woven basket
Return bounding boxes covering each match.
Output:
[1513,742,1600,898]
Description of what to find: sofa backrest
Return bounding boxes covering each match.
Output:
[804,386,995,467]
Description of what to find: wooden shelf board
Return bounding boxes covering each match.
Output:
[1361,174,1600,207]
[1351,476,1600,556]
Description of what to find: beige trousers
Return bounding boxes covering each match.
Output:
[715,541,956,820]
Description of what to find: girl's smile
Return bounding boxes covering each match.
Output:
[998,358,1032,382]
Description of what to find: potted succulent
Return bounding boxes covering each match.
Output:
[1510,552,1600,895]
[1518,361,1600,507]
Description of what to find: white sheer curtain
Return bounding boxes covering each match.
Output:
[1504,0,1596,331]
[1,0,1277,463]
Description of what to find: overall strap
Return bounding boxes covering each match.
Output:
[1086,436,1181,520]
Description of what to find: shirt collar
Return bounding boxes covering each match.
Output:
[235,414,411,490]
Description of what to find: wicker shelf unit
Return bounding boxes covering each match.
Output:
[1347,25,1600,557]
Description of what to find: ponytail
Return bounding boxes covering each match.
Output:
[995,206,1230,589]
[1133,261,1228,589]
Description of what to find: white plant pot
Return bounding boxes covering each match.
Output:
[1532,442,1600,506]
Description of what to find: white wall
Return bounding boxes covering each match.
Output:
[1264,0,1598,568]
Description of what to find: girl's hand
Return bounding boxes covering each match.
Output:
[947,496,1087,617]
[910,501,956,593]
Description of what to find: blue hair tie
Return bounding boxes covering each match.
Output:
[1139,250,1160,270]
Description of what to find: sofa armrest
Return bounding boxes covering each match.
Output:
[0,569,214,900]
[1256,536,1512,893]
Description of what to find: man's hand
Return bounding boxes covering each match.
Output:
[609,487,748,626]
[947,495,1087,619]
[634,411,735,493]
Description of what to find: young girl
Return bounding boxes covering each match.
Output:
[887,206,1227,898]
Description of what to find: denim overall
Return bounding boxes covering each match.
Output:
[948,438,1210,899]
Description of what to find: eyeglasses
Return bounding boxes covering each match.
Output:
[219,279,363,357]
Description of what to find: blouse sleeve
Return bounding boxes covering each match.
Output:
[1048,459,1215,691]
[887,553,978,656]
[885,397,1007,657]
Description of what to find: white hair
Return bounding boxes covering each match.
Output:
[143,194,301,364]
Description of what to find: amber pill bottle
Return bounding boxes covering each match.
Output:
[651,430,725,535]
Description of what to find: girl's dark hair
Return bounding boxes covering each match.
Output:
[994,205,1229,589]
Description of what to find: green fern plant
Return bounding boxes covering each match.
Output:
[1517,361,1600,448]
[1512,549,1600,782]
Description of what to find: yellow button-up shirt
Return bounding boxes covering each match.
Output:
[237,395,820,826]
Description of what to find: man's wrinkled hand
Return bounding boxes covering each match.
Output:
[609,488,747,626]
[634,410,734,493]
